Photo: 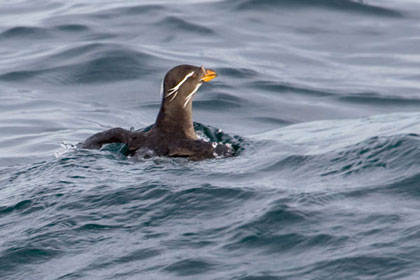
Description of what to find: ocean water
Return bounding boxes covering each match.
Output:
[1,0,420,279]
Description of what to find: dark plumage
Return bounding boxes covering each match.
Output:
[80,64,233,160]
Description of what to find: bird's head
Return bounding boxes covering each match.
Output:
[161,64,217,109]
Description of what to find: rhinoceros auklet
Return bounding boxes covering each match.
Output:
[80,64,233,160]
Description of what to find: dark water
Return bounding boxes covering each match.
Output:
[1,0,420,279]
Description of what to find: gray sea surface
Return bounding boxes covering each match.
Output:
[1,0,420,279]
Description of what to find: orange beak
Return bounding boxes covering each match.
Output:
[201,68,217,82]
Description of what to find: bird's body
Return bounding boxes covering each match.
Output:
[80,64,233,160]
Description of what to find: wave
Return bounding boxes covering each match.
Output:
[344,172,420,200]
[194,92,245,110]
[218,67,258,79]
[303,254,410,279]
[164,258,215,276]
[0,43,161,84]
[258,133,420,183]
[249,113,420,190]
[230,0,404,17]
[0,26,52,39]
[250,80,336,98]
[338,93,420,106]
[0,247,61,278]
[0,24,91,41]
[90,4,164,19]
[52,24,90,32]
[0,199,32,216]
[157,16,215,35]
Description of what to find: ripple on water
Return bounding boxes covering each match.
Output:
[319,134,420,178]
[218,67,258,79]
[256,131,420,187]
[344,172,420,200]
[0,200,32,217]
[250,80,336,97]
[0,43,163,84]
[224,203,310,252]
[303,254,411,280]
[231,0,404,18]
[194,92,245,110]
[52,24,90,32]
[164,258,215,276]
[157,16,215,35]
[338,93,420,107]
[91,4,164,19]
[0,26,52,39]
[0,247,61,275]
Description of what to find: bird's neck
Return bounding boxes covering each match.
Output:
[154,103,197,139]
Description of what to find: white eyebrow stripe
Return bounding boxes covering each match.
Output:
[183,82,202,108]
[168,91,178,102]
[166,71,195,98]
[166,88,177,98]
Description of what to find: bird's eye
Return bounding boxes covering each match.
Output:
[192,73,198,79]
